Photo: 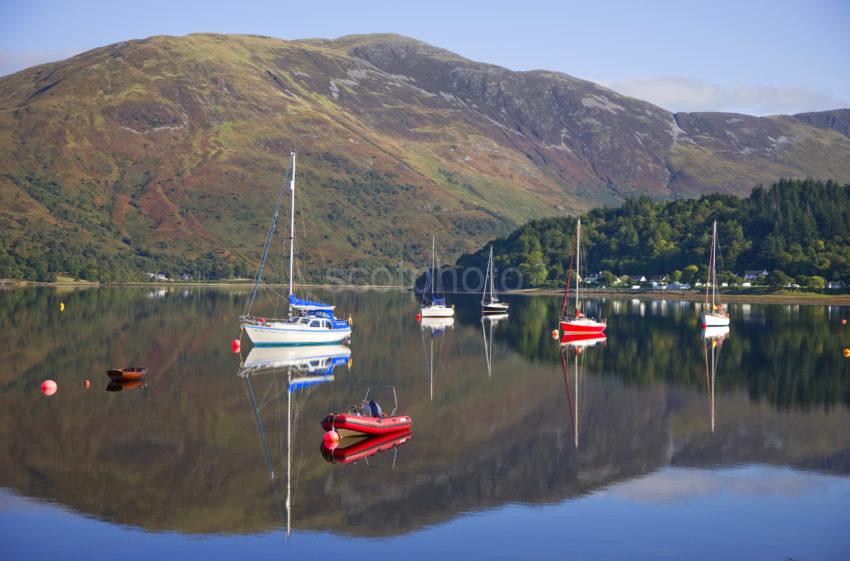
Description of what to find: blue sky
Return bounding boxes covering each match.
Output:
[1,0,848,115]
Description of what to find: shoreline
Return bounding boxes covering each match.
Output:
[3,279,849,305]
[500,288,850,306]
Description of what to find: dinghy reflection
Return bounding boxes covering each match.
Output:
[701,326,730,433]
[559,333,606,448]
[238,344,351,538]
[321,431,413,465]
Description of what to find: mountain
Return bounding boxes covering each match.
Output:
[1,33,850,281]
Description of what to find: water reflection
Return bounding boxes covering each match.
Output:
[238,344,352,538]
[0,288,848,545]
[701,326,730,433]
[559,334,607,448]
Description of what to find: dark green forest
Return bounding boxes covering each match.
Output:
[453,179,850,289]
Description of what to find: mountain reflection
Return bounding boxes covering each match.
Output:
[0,288,848,538]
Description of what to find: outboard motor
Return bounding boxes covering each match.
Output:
[367,400,383,418]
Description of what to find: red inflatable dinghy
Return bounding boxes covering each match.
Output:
[321,387,412,437]
[321,412,412,437]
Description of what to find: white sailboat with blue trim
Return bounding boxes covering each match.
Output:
[420,235,454,318]
[240,152,352,346]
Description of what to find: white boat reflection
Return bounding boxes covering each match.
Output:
[238,343,350,539]
[481,314,507,378]
[420,316,455,333]
[701,326,729,433]
[240,344,351,389]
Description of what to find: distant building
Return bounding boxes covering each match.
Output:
[743,270,768,281]
[827,281,845,289]
[650,274,668,283]
[631,275,647,283]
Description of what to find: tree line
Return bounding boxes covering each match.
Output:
[452,179,850,290]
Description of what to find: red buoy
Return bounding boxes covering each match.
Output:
[84,379,91,389]
[41,380,58,396]
[323,430,340,450]
[415,313,421,321]
[231,339,241,353]
[842,319,847,326]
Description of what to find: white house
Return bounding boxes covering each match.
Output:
[743,270,768,281]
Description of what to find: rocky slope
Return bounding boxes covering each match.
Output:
[1,33,849,279]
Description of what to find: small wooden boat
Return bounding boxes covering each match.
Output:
[321,430,413,464]
[321,387,412,437]
[107,367,147,381]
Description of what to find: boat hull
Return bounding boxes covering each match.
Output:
[243,323,351,346]
[322,413,412,436]
[482,302,509,314]
[421,305,454,317]
[107,368,147,381]
[560,319,607,334]
[700,312,730,328]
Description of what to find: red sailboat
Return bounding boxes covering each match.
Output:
[560,219,606,334]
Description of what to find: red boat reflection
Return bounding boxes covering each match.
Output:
[321,430,413,464]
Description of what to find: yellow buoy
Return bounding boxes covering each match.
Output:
[59,302,64,312]
[844,348,850,358]
[348,315,353,325]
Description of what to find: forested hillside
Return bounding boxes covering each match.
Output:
[452,179,850,289]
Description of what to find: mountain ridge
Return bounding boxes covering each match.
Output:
[1,32,849,281]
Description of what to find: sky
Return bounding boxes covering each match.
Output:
[1,0,848,115]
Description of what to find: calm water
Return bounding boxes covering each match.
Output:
[1,288,849,560]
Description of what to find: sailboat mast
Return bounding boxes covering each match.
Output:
[712,220,718,307]
[288,152,296,300]
[489,246,495,301]
[431,235,436,299]
[575,219,581,314]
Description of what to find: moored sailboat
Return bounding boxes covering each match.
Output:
[420,235,454,318]
[481,245,509,315]
[240,153,352,345]
[700,220,730,328]
[560,219,606,335]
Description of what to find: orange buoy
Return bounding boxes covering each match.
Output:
[231,339,241,353]
[844,348,850,358]
[551,329,559,339]
[415,313,421,321]
[323,430,340,450]
[41,380,58,396]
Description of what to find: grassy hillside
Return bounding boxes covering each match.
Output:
[1,33,849,281]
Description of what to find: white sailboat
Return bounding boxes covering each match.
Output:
[700,220,730,328]
[240,153,352,345]
[481,245,509,315]
[420,235,454,318]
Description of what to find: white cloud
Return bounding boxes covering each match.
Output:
[604,76,849,116]
[607,466,843,504]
